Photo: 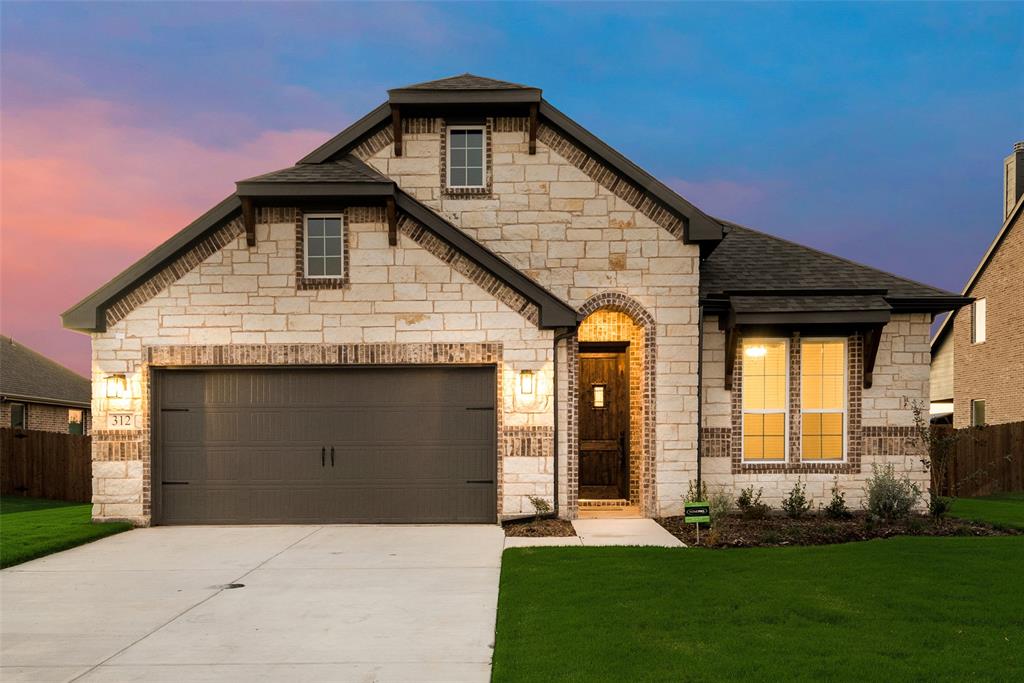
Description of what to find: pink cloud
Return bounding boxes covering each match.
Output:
[1,97,331,375]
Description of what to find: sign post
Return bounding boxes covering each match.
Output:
[684,501,711,544]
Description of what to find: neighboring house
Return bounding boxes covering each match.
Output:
[930,142,1024,428]
[0,335,91,434]
[62,75,968,526]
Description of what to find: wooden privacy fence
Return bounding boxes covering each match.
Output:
[0,428,92,503]
[931,421,1024,497]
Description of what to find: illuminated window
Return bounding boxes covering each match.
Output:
[741,339,788,461]
[971,399,986,427]
[592,384,606,409]
[972,298,986,343]
[69,409,84,435]
[801,339,846,461]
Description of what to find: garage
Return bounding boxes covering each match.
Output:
[154,366,497,525]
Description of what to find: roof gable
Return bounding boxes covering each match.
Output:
[0,336,90,407]
[394,73,534,91]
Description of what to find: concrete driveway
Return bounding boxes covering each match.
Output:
[1,525,504,682]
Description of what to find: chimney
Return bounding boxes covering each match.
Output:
[1005,141,1024,220]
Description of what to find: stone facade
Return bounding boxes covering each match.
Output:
[85,110,940,525]
[700,313,931,508]
[0,401,90,434]
[951,207,1024,427]
[363,118,700,517]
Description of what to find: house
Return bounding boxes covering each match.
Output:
[61,75,968,526]
[930,143,1024,428]
[0,335,91,434]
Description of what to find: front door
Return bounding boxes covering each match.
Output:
[578,344,630,500]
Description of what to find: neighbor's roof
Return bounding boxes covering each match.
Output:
[931,192,1024,349]
[701,221,968,313]
[0,336,90,408]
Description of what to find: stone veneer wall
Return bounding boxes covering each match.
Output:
[700,313,931,508]
[362,117,701,517]
[90,207,556,524]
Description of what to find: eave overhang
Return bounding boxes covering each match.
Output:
[235,181,395,198]
[0,393,91,410]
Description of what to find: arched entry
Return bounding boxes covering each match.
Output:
[570,293,656,517]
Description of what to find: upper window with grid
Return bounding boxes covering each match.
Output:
[447,127,485,188]
[304,215,344,278]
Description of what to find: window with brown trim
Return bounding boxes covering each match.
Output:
[800,339,846,461]
[741,339,788,461]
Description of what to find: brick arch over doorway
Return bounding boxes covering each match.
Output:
[568,292,657,517]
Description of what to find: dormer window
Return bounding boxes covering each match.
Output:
[447,126,485,188]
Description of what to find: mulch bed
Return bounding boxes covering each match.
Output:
[657,512,1019,548]
[503,517,577,537]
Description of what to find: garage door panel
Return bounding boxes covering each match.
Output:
[157,367,497,524]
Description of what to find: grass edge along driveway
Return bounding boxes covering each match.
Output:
[493,537,1024,682]
[1,496,132,568]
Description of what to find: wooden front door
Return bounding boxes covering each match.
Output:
[578,344,630,500]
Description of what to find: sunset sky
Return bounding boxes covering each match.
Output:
[2,2,1022,376]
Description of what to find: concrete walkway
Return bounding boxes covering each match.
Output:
[1,525,504,682]
[504,518,684,549]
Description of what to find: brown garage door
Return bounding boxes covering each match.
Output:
[155,367,496,524]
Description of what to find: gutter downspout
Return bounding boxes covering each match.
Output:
[696,304,704,492]
[552,327,575,518]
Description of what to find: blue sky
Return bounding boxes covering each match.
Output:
[2,1,1022,372]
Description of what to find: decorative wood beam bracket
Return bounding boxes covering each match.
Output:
[724,326,740,391]
[528,103,538,154]
[392,105,403,157]
[386,197,398,246]
[241,197,256,247]
[863,323,885,389]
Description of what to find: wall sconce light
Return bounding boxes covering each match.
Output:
[519,370,535,396]
[744,344,767,358]
[105,374,128,399]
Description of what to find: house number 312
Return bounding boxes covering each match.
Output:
[108,414,134,428]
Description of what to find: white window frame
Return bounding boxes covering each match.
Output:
[446,125,487,190]
[68,408,84,435]
[303,213,344,280]
[740,337,789,463]
[972,298,986,344]
[971,399,986,427]
[799,337,849,463]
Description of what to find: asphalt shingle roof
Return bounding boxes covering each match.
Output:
[0,336,90,406]
[730,294,891,314]
[393,73,535,91]
[239,157,392,184]
[701,222,954,299]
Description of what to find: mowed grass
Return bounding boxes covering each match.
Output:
[494,537,1024,682]
[948,492,1024,530]
[1,496,132,568]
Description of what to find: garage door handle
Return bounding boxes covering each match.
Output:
[466,479,494,484]
[162,481,189,485]
[321,447,325,468]
[330,446,335,467]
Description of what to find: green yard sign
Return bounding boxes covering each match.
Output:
[684,502,711,524]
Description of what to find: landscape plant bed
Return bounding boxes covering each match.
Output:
[503,516,577,537]
[657,512,1018,548]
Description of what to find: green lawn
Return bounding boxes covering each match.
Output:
[948,492,1024,530]
[494,538,1024,681]
[1,496,132,568]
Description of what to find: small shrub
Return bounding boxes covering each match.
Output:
[928,492,952,518]
[824,479,852,519]
[863,464,922,520]
[684,479,709,504]
[781,478,812,518]
[527,495,551,518]
[707,488,732,529]
[737,486,770,519]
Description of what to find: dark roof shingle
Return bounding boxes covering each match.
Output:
[393,73,535,91]
[0,336,90,407]
[702,221,955,300]
[730,294,892,314]
[239,158,391,184]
